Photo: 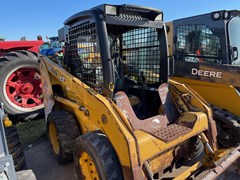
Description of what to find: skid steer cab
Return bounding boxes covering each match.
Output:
[166,10,240,148]
[40,4,240,179]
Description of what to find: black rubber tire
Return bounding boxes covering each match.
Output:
[0,50,44,121]
[47,110,80,164]
[176,137,204,168]
[217,121,240,148]
[187,137,204,163]
[74,131,123,180]
[5,126,26,171]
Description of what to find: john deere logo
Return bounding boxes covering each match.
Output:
[191,68,223,79]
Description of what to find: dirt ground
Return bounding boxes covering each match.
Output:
[23,136,239,180]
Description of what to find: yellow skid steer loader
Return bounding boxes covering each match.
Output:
[40,4,240,179]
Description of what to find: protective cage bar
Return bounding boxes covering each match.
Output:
[68,20,103,93]
[67,21,162,95]
[121,28,161,85]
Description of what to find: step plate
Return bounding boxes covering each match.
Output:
[151,124,191,143]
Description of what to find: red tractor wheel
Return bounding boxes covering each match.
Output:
[0,50,44,121]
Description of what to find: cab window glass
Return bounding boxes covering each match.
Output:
[175,24,222,64]
[228,16,240,66]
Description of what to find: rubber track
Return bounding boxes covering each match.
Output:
[212,105,240,126]
[211,105,240,146]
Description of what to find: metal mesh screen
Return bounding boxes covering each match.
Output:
[175,24,222,64]
[111,12,149,22]
[68,21,103,91]
[121,28,160,84]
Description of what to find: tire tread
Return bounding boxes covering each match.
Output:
[47,110,80,164]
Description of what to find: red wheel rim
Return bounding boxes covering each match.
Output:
[5,68,43,109]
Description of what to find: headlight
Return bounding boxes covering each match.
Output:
[211,10,231,21]
[105,5,117,16]
[212,12,221,20]
[155,14,163,21]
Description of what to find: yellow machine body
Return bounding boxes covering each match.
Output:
[40,55,240,179]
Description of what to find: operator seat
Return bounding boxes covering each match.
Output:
[114,69,140,106]
[115,83,192,143]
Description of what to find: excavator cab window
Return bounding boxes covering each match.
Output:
[174,24,222,64]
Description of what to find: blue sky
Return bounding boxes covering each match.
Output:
[1,0,240,41]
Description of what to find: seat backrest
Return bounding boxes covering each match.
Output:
[158,83,180,124]
[115,91,168,132]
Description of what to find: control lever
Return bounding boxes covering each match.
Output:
[139,71,147,113]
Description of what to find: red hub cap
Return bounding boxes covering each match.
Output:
[5,68,43,108]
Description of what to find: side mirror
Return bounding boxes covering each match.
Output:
[168,56,175,76]
[232,46,238,61]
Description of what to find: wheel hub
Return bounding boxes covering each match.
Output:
[19,82,34,94]
[49,123,60,155]
[79,152,99,180]
[5,68,43,108]
[217,123,239,148]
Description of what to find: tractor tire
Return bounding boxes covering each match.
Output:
[5,126,26,171]
[0,50,44,121]
[74,131,123,180]
[47,110,80,164]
